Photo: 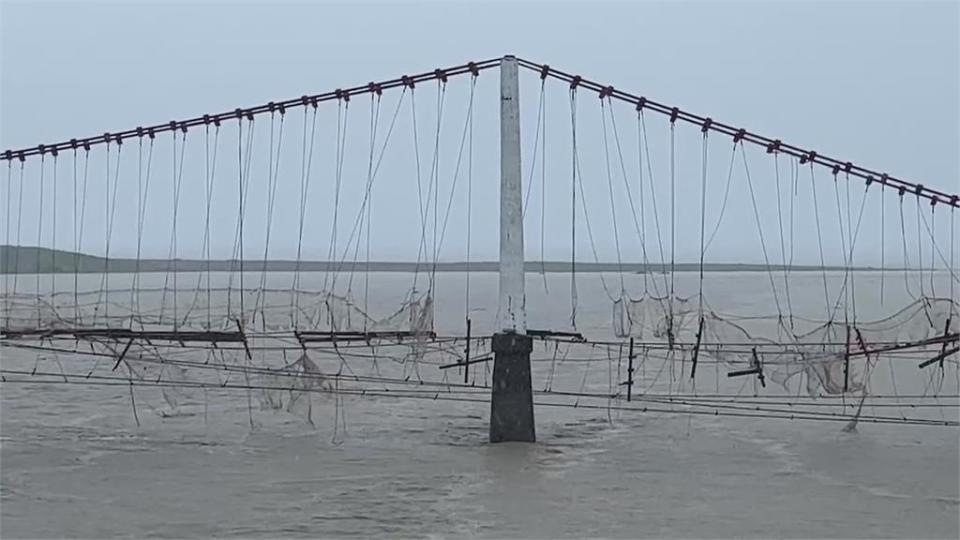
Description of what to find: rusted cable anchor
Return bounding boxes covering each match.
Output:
[727,347,765,388]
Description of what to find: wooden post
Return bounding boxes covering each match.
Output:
[690,316,704,381]
[464,318,471,384]
[843,324,850,393]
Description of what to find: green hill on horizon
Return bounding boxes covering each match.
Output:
[0,245,888,275]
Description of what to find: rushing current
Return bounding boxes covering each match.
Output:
[2,271,958,538]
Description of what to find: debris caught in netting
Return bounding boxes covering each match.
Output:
[614,294,958,399]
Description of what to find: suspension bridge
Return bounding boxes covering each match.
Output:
[1,55,958,442]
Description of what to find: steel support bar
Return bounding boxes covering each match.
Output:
[0,328,246,342]
[294,330,437,344]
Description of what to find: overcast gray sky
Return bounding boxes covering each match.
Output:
[2,0,957,265]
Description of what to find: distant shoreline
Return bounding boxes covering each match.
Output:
[0,245,912,274]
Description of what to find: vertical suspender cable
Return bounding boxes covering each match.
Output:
[51,153,58,312]
[773,152,794,330]
[898,192,914,300]
[608,104,658,300]
[916,195,924,298]
[134,135,154,323]
[238,118,246,325]
[600,97,625,297]
[928,205,936,297]
[3,160,11,327]
[845,172,856,324]
[102,142,110,325]
[540,82,548,288]
[103,140,123,326]
[809,163,831,320]
[569,87,578,328]
[881,183,885,305]
[429,81,445,296]
[465,75,475,334]
[669,119,676,344]
[12,161,23,318]
[36,155,45,326]
[639,111,669,313]
[698,131,708,325]
[294,104,318,328]
[75,149,90,324]
[131,137,142,326]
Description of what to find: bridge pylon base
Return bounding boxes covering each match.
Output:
[489,331,536,443]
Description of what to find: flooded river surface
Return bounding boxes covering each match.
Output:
[2,271,958,538]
